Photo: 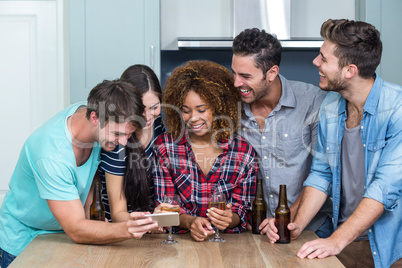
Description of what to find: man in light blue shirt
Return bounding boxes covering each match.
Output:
[270,19,402,268]
[0,80,158,267]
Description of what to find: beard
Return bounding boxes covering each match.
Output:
[240,79,270,104]
[320,70,348,92]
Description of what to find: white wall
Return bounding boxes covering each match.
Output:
[0,0,68,205]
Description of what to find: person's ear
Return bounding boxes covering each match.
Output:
[344,64,358,79]
[266,65,279,82]
[90,111,99,127]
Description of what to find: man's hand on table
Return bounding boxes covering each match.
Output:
[260,218,303,243]
[127,212,158,239]
[296,236,342,259]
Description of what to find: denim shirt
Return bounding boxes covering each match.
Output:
[304,74,402,268]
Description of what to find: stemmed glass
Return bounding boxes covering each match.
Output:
[208,192,226,242]
[161,194,180,244]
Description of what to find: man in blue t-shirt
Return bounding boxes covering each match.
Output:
[0,80,158,267]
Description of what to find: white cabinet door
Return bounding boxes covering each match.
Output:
[0,0,67,205]
[69,0,160,103]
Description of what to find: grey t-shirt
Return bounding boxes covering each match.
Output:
[339,123,368,241]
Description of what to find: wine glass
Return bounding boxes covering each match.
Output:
[161,194,180,244]
[208,192,226,242]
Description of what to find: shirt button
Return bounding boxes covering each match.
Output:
[373,252,377,255]
[284,134,288,138]
[242,127,246,131]
[369,229,372,233]
[262,136,266,139]
[374,146,376,150]
[361,126,364,129]
[255,122,258,126]
[266,176,269,180]
[270,195,274,198]
[363,144,366,147]
[327,147,330,151]
[264,156,268,159]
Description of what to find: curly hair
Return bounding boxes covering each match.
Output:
[163,60,240,142]
[320,19,382,79]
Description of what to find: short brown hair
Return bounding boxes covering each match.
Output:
[320,19,382,78]
[86,79,144,129]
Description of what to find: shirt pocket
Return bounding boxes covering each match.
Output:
[277,128,312,164]
[366,139,386,175]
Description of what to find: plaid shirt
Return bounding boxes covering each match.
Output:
[153,131,257,233]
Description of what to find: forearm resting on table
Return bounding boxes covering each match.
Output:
[329,197,384,249]
[293,186,327,230]
[48,199,134,244]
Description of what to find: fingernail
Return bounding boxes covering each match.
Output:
[206,213,209,217]
[204,233,207,236]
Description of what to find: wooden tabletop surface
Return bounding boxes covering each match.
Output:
[10,230,344,267]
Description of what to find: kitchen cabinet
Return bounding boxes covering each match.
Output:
[69,0,160,103]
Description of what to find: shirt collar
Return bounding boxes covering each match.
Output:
[338,73,382,116]
[363,73,382,115]
[278,74,297,109]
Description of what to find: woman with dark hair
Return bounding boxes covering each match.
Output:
[153,60,257,241]
[98,64,164,222]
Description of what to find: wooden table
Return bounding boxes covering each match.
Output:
[10,231,344,267]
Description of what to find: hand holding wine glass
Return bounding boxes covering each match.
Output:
[207,192,228,242]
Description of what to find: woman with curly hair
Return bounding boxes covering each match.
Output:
[153,60,257,241]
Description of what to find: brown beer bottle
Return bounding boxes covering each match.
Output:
[275,184,290,243]
[252,177,267,234]
[90,181,105,221]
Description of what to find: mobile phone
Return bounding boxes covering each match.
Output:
[144,212,180,227]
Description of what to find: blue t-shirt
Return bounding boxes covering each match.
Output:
[99,115,164,220]
[0,103,101,256]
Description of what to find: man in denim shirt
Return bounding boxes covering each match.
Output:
[276,19,402,268]
[231,28,332,238]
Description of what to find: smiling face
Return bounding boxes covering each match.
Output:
[142,91,161,130]
[313,40,348,92]
[231,54,270,104]
[97,120,137,151]
[181,90,213,138]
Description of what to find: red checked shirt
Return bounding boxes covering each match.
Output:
[153,131,257,233]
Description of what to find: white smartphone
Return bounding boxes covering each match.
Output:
[144,212,180,227]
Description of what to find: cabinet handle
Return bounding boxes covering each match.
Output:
[150,45,154,69]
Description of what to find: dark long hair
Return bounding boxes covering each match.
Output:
[124,134,151,211]
[121,65,162,211]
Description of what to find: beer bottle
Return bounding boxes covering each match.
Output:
[275,184,290,243]
[90,181,105,221]
[252,177,267,234]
